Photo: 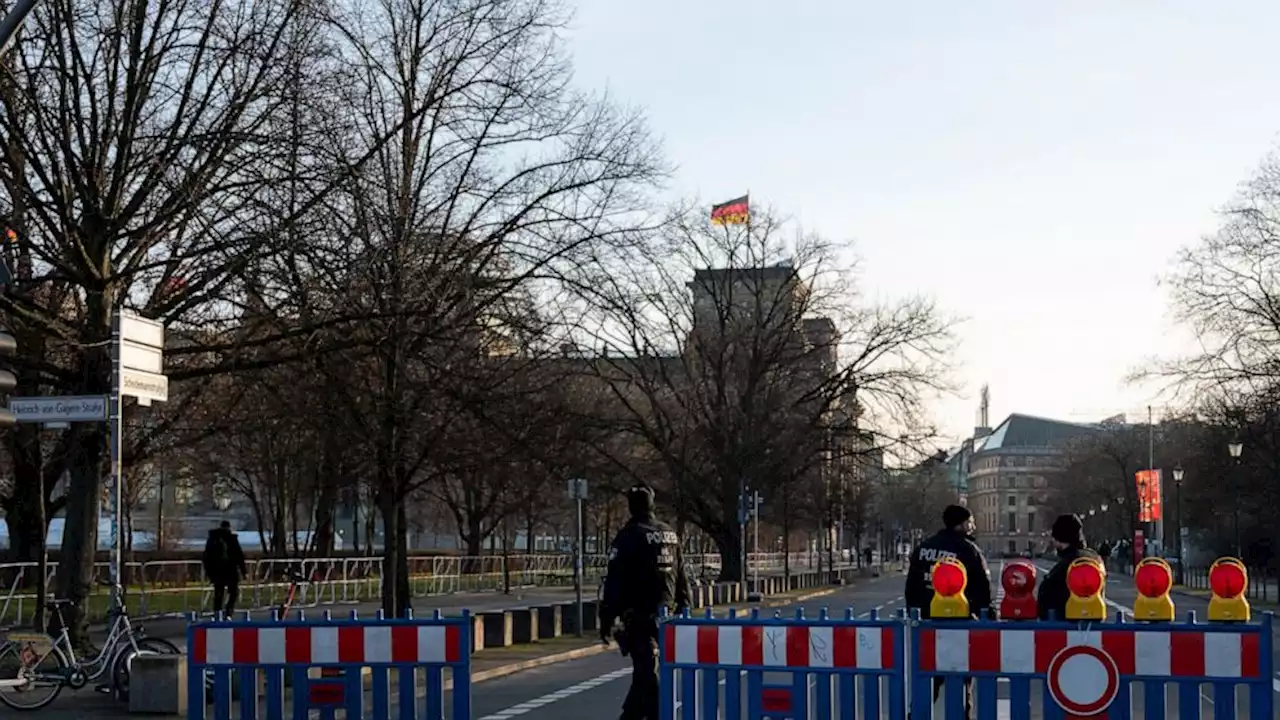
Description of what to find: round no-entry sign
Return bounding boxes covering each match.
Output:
[1045,645,1119,716]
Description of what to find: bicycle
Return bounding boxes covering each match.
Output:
[276,569,312,619]
[0,587,179,710]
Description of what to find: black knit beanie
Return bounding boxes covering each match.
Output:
[1051,514,1085,545]
[942,504,971,529]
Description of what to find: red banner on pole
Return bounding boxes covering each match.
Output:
[1135,469,1163,522]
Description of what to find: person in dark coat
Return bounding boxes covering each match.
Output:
[904,504,992,720]
[904,505,995,618]
[202,521,248,616]
[599,484,692,720]
[1038,514,1102,621]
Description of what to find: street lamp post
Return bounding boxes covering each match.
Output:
[1228,442,1243,558]
[1172,465,1184,585]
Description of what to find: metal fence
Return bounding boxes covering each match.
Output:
[0,551,826,625]
[658,608,1276,719]
[187,609,472,719]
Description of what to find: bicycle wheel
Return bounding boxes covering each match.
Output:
[112,637,181,698]
[0,640,68,710]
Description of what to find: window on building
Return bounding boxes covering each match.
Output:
[1027,513,1035,533]
[1006,512,1017,533]
[1007,540,1018,555]
[1007,495,1016,507]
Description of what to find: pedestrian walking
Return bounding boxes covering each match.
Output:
[598,484,692,720]
[202,520,247,617]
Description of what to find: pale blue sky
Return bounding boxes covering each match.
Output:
[567,1,1280,443]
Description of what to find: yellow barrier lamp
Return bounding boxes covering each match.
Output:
[929,557,970,619]
[1207,557,1250,623]
[1064,557,1107,621]
[1132,557,1175,621]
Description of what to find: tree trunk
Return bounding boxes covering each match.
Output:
[312,464,337,556]
[395,502,410,612]
[464,515,484,559]
[379,489,403,617]
[54,428,104,647]
[714,525,743,583]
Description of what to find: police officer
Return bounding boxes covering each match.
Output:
[904,504,992,720]
[599,484,692,720]
[1038,513,1102,620]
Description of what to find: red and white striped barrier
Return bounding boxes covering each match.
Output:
[662,624,896,669]
[916,626,1261,679]
[190,624,465,666]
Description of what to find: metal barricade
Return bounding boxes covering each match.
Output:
[659,607,907,719]
[658,608,1275,719]
[187,610,471,720]
[912,612,1274,720]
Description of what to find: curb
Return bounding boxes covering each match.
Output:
[448,643,614,689]
[452,586,846,687]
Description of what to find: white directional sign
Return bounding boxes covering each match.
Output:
[120,312,163,351]
[120,367,169,403]
[118,311,167,403]
[8,395,107,423]
[119,340,162,374]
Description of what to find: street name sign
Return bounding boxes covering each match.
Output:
[9,395,107,423]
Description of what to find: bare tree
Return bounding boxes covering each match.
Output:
[263,0,665,616]
[580,208,956,580]
[1141,147,1280,399]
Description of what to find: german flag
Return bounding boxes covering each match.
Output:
[710,195,750,226]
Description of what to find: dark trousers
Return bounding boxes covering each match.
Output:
[620,620,659,720]
[212,576,240,617]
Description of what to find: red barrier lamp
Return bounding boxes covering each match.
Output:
[1207,557,1250,622]
[1132,557,1174,621]
[1064,558,1106,620]
[929,558,970,619]
[999,560,1038,619]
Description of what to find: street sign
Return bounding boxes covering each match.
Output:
[119,340,162,374]
[8,395,107,423]
[567,478,588,500]
[120,311,164,350]
[120,367,168,403]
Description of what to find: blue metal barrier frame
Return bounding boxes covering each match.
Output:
[658,607,908,720]
[909,611,1275,720]
[185,609,472,720]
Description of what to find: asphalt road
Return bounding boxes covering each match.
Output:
[458,573,916,720]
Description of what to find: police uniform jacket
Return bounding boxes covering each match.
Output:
[1037,545,1101,621]
[903,528,994,619]
[599,515,692,629]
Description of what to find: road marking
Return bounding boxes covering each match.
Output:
[476,668,631,719]
[476,591,914,720]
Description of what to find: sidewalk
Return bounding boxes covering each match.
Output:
[38,584,846,718]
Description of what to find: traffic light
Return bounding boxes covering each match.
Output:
[1064,557,1107,620]
[0,328,15,428]
[929,557,969,619]
[999,559,1038,620]
[1207,557,1250,623]
[1132,557,1175,621]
